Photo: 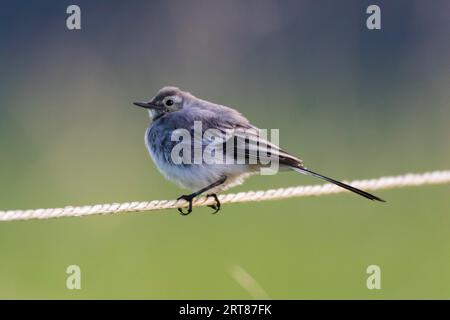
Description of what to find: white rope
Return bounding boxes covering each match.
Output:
[0,170,449,222]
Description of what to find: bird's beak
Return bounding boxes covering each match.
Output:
[133,101,160,109]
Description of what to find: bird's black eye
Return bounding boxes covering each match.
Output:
[165,99,174,106]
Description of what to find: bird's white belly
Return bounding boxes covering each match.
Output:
[148,146,251,192]
[145,126,255,192]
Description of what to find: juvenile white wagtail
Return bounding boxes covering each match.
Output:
[134,87,384,215]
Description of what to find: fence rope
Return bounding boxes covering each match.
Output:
[0,170,449,222]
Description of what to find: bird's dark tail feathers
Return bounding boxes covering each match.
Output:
[294,167,385,202]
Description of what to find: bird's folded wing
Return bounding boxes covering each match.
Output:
[169,125,303,167]
[202,126,304,167]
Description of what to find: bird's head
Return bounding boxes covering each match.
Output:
[133,86,190,120]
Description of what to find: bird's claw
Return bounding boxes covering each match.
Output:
[176,193,221,215]
[206,194,221,214]
[177,195,194,215]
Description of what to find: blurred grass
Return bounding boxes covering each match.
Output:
[0,186,449,299]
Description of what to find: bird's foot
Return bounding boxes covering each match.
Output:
[177,194,194,215]
[206,194,221,214]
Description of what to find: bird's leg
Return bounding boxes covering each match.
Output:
[176,176,226,215]
[176,194,195,215]
[206,194,221,214]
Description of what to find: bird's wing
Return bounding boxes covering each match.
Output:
[167,106,304,167]
[230,126,304,167]
[198,124,304,167]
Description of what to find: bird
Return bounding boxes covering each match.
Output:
[134,86,384,215]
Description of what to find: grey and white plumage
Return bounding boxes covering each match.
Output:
[134,86,384,215]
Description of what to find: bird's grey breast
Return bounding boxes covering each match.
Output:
[145,116,178,165]
[145,112,202,189]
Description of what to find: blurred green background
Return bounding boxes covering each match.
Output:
[0,0,449,299]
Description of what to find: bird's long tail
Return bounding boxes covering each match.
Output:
[293,167,385,202]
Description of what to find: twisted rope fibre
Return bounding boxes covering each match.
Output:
[1,170,449,222]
